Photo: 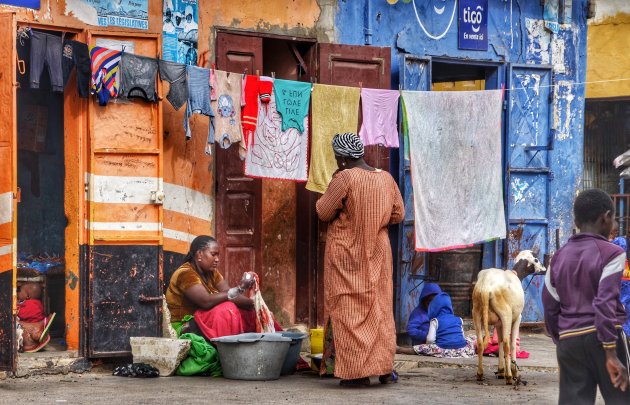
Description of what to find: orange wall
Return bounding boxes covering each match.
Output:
[2,0,326,344]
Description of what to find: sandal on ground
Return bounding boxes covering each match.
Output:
[24,334,51,353]
[339,377,371,387]
[40,312,56,343]
[379,370,398,384]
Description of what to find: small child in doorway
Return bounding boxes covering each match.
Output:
[16,281,55,353]
[543,189,630,404]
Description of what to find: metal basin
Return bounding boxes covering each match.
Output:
[211,333,291,380]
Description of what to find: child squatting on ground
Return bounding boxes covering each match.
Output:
[16,281,55,353]
[543,188,630,405]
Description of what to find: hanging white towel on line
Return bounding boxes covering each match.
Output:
[402,90,506,251]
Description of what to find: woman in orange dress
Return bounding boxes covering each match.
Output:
[316,132,404,387]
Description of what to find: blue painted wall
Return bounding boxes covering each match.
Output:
[335,0,588,326]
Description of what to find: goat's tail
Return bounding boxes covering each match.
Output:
[481,291,491,350]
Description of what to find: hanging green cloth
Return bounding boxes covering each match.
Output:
[176,332,222,377]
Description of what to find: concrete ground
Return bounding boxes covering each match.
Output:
[0,334,607,404]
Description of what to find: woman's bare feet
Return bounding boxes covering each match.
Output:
[396,346,416,355]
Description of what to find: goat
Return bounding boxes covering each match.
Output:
[472,249,546,384]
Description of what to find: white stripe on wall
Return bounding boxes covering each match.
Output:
[163,228,197,244]
[0,244,12,256]
[0,192,12,225]
[90,222,161,231]
[163,183,213,221]
[90,174,162,204]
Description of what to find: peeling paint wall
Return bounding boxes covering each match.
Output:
[335,0,589,323]
[586,1,630,98]
[197,0,329,325]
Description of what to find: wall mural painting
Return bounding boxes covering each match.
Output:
[81,0,149,30]
[162,0,198,65]
[386,0,457,40]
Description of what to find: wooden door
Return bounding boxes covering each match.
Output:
[0,12,17,372]
[296,43,391,327]
[215,33,263,287]
[86,33,163,357]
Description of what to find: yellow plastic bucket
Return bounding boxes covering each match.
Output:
[310,328,324,355]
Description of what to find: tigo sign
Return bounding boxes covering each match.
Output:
[458,0,488,51]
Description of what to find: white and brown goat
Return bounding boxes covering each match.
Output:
[472,249,546,384]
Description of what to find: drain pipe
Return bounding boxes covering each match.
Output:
[364,0,373,45]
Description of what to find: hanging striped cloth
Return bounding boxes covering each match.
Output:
[89,46,122,106]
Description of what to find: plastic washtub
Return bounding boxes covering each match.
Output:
[270,332,307,375]
[211,333,292,380]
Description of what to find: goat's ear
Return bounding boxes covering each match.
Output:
[531,245,540,258]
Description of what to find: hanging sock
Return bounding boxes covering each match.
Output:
[358,88,400,148]
[273,79,312,133]
[89,46,122,106]
[305,84,360,193]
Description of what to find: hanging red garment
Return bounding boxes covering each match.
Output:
[241,75,260,148]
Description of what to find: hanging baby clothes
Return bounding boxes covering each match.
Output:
[119,53,159,102]
[273,79,311,133]
[241,75,260,149]
[158,60,188,111]
[402,90,506,251]
[358,88,400,148]
[244,76,309,182]
[211,70,244,151]
[305,84,360,193]
[244,272,275,333]
[89,46,122,106]
[184,65,214,155]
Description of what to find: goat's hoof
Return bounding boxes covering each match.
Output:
[476,373,484,381]
[495,369,505,379]
[506,376,514,385]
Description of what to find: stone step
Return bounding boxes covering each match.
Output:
[16,350,91,377]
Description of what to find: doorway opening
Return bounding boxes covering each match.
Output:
[583,98,630,233]
[425,60,500,318]
[16,28,67,357]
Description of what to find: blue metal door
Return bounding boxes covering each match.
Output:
[396,55,431,334]
[506,64,553,322]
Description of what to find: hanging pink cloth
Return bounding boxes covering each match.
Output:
[358,88,400,148]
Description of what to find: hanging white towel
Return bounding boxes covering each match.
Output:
[402,90,506,251]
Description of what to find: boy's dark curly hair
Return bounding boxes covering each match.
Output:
[574,188,614,226]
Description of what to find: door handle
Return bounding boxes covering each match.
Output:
[139,294,164,304]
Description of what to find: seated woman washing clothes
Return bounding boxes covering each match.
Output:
[166,235,280,341]
[397,291,476,358]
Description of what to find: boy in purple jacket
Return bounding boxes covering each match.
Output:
[543,189,630,404]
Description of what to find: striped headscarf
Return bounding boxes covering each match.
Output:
[332,132,364,159]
